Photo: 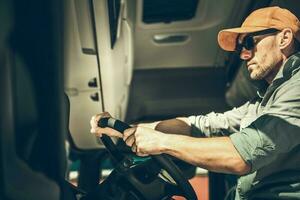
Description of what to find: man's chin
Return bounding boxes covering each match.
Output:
[250,73,264,80]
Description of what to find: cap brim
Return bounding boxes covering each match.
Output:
[218,27,270,51]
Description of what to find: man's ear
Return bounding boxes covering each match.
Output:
[278,28,294,50]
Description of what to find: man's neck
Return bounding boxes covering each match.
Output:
[265,68,280,84]
[265,58,286,84]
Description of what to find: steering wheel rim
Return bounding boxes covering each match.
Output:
[98,118,197,200]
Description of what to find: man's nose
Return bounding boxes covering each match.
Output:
[239,48,252,60]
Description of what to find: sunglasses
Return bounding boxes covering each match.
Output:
[235,28,279,54]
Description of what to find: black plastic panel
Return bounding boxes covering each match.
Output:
[125,67,230,123]
[143,0,199,24]
[107,0,121,48]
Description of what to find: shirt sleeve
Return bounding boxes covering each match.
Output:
[188,101,251,137]
[230,80,300,172]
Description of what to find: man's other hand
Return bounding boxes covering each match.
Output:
[90,112,123,138]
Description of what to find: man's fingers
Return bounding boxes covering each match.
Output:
[123,127,137,141]
[125,134,135,147]
[136,153,149,157]
[90,112,112,128]
[132,144,148,156]
[131,143,137,153]
[136,149,149,157]
[101,112,112,118]
[90,116,97,129]
[90,114,102,130]
[91,127,123,138]
[102,127,123,138]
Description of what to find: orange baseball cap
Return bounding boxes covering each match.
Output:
[218,6,300,51]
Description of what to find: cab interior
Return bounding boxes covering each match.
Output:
[0,0,299,200]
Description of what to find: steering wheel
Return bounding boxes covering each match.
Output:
[98,118,197,200]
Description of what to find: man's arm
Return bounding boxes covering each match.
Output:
[123,126,251,175]
[140,101,252,138]
[155,117,192,136]
[162,134,251,175]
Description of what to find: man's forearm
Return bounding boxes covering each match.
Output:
[161,134,250,175]
[154,118,192,136]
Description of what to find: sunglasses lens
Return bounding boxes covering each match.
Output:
[236,36,254,53]
[244,36,254,50]
[235,43,242,54]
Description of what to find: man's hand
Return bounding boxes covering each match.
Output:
[90,112,123,138]
[123,126,168,157]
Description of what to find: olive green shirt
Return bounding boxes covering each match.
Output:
[189,52,300,199]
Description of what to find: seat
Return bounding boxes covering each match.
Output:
[0,0,76,199]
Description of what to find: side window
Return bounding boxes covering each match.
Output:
[107,0,121,49]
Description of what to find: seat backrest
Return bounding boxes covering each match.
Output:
[0,0,68,199]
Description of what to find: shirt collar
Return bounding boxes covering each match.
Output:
[273,52,300,82]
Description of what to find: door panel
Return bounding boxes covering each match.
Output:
[67,90,103,149]
[93,0,134,120]
[64,0,103,149]
[64,0,135,149]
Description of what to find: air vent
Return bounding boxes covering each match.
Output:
[143,0,199,24]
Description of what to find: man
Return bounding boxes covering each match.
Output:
[90,7,300,199]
